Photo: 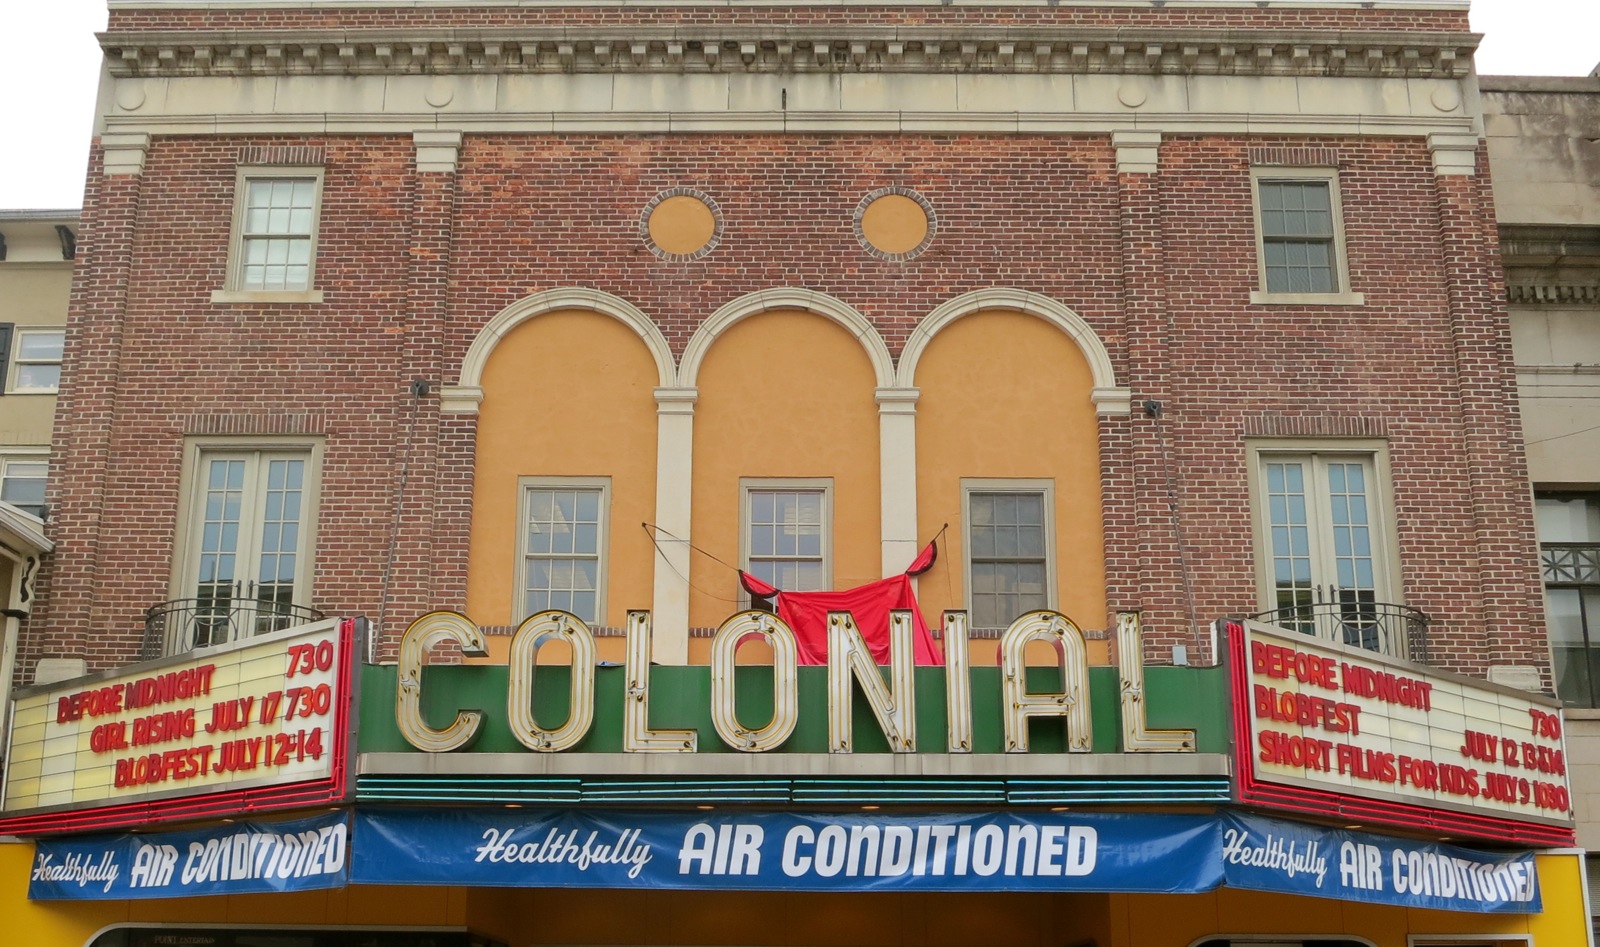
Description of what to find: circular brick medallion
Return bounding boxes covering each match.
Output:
[855,188,935,261]
[641,189,723,261]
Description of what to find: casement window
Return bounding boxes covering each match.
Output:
[7,328,64,393]
[1248,441,1401,653]
[1250,168,1362,305]
[517,478,610,624]
[0,452,47,519]
[1536,491,1600,708]
[214,168,325,303]
[741,480,831,601]
[963,479,1056,630]
[173,442,321,650]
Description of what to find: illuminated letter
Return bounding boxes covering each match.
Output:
[1117,612,1195,752]
[396,611,488,752]
[623,610,697,752]
[827,610,916,753]
[999,610,1091,752]
[943,611,973,752]
[507,610,596,752]
[709,610,799,751]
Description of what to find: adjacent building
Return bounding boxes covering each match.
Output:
[0,2,1590,946]
[1484,69,1600,938]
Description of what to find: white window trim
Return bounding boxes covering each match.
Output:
[1243,437,1402,613]
[515,476,612,626]
[961,478,1058,630]
[211,165,327,304]
[7,327,65,394]
[168,436,324,605]
[739,477,833,600]
[0,448,49,520]
[1248,167,1364,307]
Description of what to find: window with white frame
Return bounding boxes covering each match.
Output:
[0,452,47,519]
[9,329,64,393]
[175,443,319,650]
[1251,168,1360,304]
[1249,443,1399,653]
[963,480,1055,630]
[517,479,609,624]
[222,169,323,295]
[741,480,830,601]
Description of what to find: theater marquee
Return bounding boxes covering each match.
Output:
[1224,618,1574,846]
[0,618,361,835]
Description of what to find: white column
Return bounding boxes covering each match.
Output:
[652,386,697,664]
[876,387,921,577]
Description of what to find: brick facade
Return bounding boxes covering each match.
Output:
[16,1,1548,689]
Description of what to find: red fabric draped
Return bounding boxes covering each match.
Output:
[774,573,943,665]
[734,541,943,665]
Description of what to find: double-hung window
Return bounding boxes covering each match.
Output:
[174,442,320,652]
[741,480,830,604]
[215,168,324,302]
[0,452,47,519]
[7,328,64,393]
[963,480,1055,630]
[1249,442,1399,655]
[1250,168,1361,305]
[1536,491,1600,708]
[517,478,609,624]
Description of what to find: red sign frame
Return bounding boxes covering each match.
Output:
[0,617,361,836]
[1223,618,1575,847]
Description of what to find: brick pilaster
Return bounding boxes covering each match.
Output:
[1432,144,1549,680]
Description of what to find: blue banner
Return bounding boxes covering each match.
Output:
[28,811,348,900]
[351,808,1222,893]
[1219,811,1541,914]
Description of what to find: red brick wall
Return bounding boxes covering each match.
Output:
[21,120,1546,686]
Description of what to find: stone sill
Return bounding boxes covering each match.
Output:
[211,289,324,304]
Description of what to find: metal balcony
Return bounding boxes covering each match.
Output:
[1249,595,1429,664]
[142,593,324,659]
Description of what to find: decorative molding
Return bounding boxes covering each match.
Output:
[639,187,724,263]
[897,288,1126,415]
[1506,284,1600,306]
[101,30,1476,81]
[439,385,484,413]
[1111,130,1160,174]
[457,287,677,399]
[181,412,327,435]
[412,130,463,173]
[101,132,151,176]
[874,387,921,415]
[1427,131,1478,176]
[680,289,895,389]
[654,386,699,416]
[853,186,936,262]
[1241,413,1389,438]
[239,144,324,166]
[1248,145,1341,168]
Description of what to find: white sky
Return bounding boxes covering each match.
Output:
[0,0,1595,210]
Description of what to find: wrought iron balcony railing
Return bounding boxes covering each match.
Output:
[142,595,325,659]
[1541,543,1600,585]
[1249,595,1429,664]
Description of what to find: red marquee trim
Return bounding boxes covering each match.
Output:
[0,618,358,837]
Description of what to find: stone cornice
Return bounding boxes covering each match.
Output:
[101,28,1477,79]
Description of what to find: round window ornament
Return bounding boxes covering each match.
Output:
[854,187,935,261]
[641,188,723,261]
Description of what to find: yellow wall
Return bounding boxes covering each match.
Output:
[912,310,1108,635]
[689,310,881,629]
[467,309,660,628]
[0,263,69,445]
